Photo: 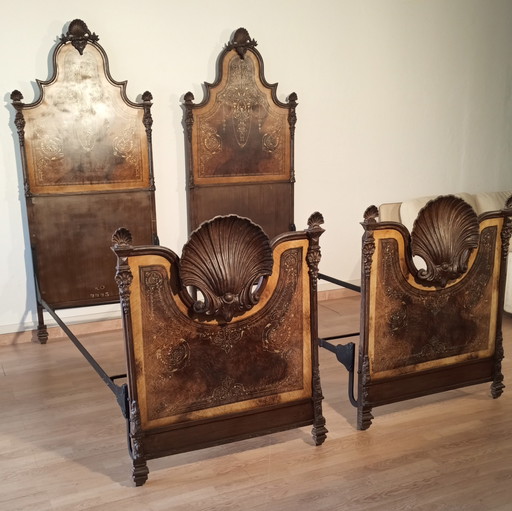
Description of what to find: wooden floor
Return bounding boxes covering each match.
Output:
[2,295,512,510]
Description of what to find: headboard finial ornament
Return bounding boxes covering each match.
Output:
[363,205,379,224]
[10,90,23,103]
[227,27,257,59]
[141,91,153,103]
[307,211,325,230]
[60,19,99,55]
[112,227,133,248]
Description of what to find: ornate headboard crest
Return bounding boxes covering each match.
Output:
[180,215,274,322]
[411,195,480,288]
[60,19,99,55]
[226,27,257,59]
[112,227,133,249]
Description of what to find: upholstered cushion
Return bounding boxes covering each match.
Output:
[474,191,511,215]
[378,202,401,223]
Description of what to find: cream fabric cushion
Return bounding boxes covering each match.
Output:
[474,191,511,215]
[378,202,401,223]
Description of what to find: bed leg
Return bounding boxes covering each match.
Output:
[311,365,327,445]
[129,400,149,486]
[132,459,149,487]
[312,421,328,446]
[491,379,505,399]
[357,405,374,431]
[491,335,505,398]
[36,302,48,344]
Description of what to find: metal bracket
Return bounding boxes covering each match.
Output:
[320,338,355,371]
[116,383,129,419]
[319,338,358,407]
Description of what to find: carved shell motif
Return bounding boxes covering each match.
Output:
[112,227,133,248]
[60,19,99,55]
[180,215,273,322]
[410,195,479,288]
[227,28,257,59]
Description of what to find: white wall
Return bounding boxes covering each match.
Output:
[1,0,512,333]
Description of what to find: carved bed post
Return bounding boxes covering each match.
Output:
[357,206,378,430]
[306,212,328,445]
[491,196,512,398]
[11,89,49,344]
[112,228,148,486]
[129,400,149,487]
[183,91,196,192]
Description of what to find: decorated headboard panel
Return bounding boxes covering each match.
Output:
[112,213,327,485]
[183,28,296,239]
[11,19,158,315]
[358,195,512,430]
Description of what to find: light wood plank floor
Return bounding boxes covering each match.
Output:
[1,295,512,510]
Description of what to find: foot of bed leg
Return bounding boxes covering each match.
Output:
[132,459,149,486]
[491,379,505,399]
[312,423,328,446]
[357,405,373,430]
[37,325,48,344]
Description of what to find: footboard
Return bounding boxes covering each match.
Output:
[358,195,512,430]
[112,213,327,485]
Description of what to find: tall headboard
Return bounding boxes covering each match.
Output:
[11,19,158,315]
[183,28,297,239]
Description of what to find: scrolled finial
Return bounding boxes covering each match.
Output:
[10,90,24,103]
[363,205,379,223]
[141,91,153,103]
[112,227,133,248]
[307,212,325,229]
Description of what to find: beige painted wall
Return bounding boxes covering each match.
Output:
[1,0,512,333]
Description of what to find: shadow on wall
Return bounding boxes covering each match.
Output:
[3,91,39,344]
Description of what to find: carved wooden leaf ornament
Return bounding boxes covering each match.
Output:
[411,195,479,287]
[180,215,273,322]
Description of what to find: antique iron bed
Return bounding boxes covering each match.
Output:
[11,17,158,463]
[11,20,327,485]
